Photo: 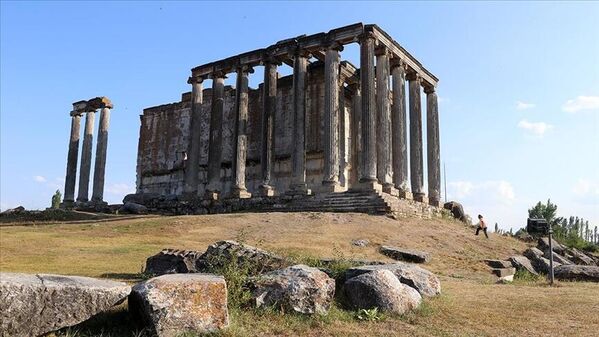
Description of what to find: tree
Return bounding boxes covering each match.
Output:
[494,223,499,233]
[51,190,61,209]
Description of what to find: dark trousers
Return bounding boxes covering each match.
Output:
[476,227,489,238]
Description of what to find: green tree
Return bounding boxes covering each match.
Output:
[51,190,62,209]
[528,199,558,224]
[494,223,499,233]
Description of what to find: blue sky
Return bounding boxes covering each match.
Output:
[1,1,597,230]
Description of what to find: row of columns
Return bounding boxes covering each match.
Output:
[183,37,440,206]
[63,98,113,206]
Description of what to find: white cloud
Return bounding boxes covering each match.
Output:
[33,175,47,183]
[448,180,515,205]
[562,96,599,113]
[105,183,135,196]
[572,179,599,197]
[516,101,535,110]
[517,119,553,137]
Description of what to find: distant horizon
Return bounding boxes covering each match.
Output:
[1,1,597,230]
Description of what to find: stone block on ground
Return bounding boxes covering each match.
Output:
[537,237,566,255]
[379,246,431,263]
[543,250,573,265]
[443,201,467,222]
[249,264,335,315]
[508,255,539,276]
[554,265,599,282]
[351,239,370,247]
[343,269,422,315]
[491,268,516,278]
[484,259,513,269]
[118,202,148,214]
[145,248,203,276]
[566,248,595,266]
[196,240,287,275]
[0,272,130,337]
[524,248,561,274]
[129,274,229,337]
[346,262,441,297]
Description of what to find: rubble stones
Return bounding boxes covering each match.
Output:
[379,246,431,263]
[346,263,441,297]
[129,274,229,337]
[119,202,148,214]
[0,272,130,337]
[145,248,203,276]
[351,239,370,247]
[343,269,422,314]
[567,248,595,266]
[196,240,287,275]
[543,250,573,265]
[250,265,335,315]
[491,267,516,278]
[524,248,561,274]
[554,265,599,282]
[509,255,539,275]
[537,237,566,255]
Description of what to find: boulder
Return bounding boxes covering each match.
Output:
[352,239,370,247]
[524,248,561,274]
[543,250,573,265]
[343,269,421,315]
[554,265,599,282]
[0,205,25,215]
[196,240,287,275]
[379,246,431,263]
[145,248,203,276]
[119,202,148,214]
[346,263,441,297]
[249,265,335,315]
[129,274,229,337]
[508,255,538,275]
[484,259,513,269]
[491,268,516,278]
[122,193,160,206]
[537,237,566,255]
[0,272,130,337]
[443,201,466,222]
[566,248,595,266]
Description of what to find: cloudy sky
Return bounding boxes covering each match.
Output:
[1,2,597,231]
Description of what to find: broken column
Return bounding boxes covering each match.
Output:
[183,76,204,198]
[258,58,278,197]
[407,72,426,203]
[62,102,85,206]
[322,43,342,192]
[425,85,441,207]
[391,59,411,199]
[375,47,395,195]
[91,97,114,204]
[205,73,226,200]
[231,66,252,198]
[76,108,95,203]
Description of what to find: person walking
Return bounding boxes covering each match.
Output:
[475,214,489,238]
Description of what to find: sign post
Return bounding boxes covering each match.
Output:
[526,218,554,285]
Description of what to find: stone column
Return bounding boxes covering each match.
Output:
[375,47,396,195]
[76,110,96,202]
[407,72,426,203]
[288,49,311,195]
[391,59,412,199]
[62,110,83,206]
[426,85,441,207]
[349,84,361,186]
[258,59,278,197]
[356,31,380,191]
[205,73,226,200]
[183,76,204,198]
[322,45,343,192]
[231,66,253,198]
[91,106,112,204]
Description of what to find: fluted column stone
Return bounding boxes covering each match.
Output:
[322,45,343,192]
[391,60,412,199]
[426,85,441,207]
[375,47,396,195]
[91,107,111,203]
[349,84,361,186]
[205,73,226,200]
[183,76,204,198]
[258,60,278,197]
[76,110,96,202]
[407,72,426,203]
[62,110,83,206]
[231,66,253,198]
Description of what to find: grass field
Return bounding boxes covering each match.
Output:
[1,212,598,337]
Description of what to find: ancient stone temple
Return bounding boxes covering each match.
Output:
[133,23,441,215]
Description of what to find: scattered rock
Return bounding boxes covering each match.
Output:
[543,250,573,265]
[343,269,421,314]
[249,265,335,315]
[537,237,566,255]
[484,259,513,269]
[196,240,287,275]
[351,239,370,247]
[443,201,466,222]
[129,274,229,337]
[0,272,130,337]
[554,265,599,282]
[346,263,441,297]
[508,255,538,275]
[496,274,514,283]
[0,205,25,215]
[514,231,534,242]
[524,248,561,274]
[491,268,516,278]
[566,248,595,266]
[119,202,148,214]
[379,246,431,263]
[145,248,203,276]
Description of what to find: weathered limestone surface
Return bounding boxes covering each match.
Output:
[346,263,441,297]
[408,72,425,202]
[196,240,287,274]
[509,255,538,275]
[0,272,130,337]
[77,111,95,202]
[145,248,203,275]
[426,87,441,207]
[375,48,394,192]
[259,61,278,196]
[484,259,514,269]
[231,67,252,198]
[91,107,111,203]
[183,77,204,197]
[206,75,226,198]
[554,265,599,282]
[129,274,229,337]
[322,47,341,190]
[359,32,378,184]
[391,61,410,196]
[63,113,82,204]
[379,246,431,263]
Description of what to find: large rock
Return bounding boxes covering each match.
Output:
[537,237,566,255]
[379,246,431,263]
[484,259,513,269]
[119,202,148,214]
[249,265,335,315]
[343,269,422,315]
[543,250,573,265]
[0,272,130,337]
[196,240,287,275]
[566,248,595,266]
[145,248,203,276]
[129,274,229,337]
[443,201,466,222]
[554,265,599,282]
[0,205,25,215]
[508,255,539,275]
[346,263,441,297]
[524,248,561,274]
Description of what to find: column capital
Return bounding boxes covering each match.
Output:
[324,41,344,52]
[294,47,312,59]
[347,82,360,93]
[210,71,228,80]
[406,70,420,82]
[358,30,376,42]
[187,76,205,84]
[236,65,254,74]
[390,57,406,71]
[374,45,390,57]
[423,84,436,94]
[262,53,282,66]
[70,110,84,117]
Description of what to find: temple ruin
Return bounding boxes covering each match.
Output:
[133,23,441,215]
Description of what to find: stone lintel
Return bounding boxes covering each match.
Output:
[87,97,113,110]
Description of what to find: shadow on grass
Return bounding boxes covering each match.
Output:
[52,304,148,337]
[99,273,149,283]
